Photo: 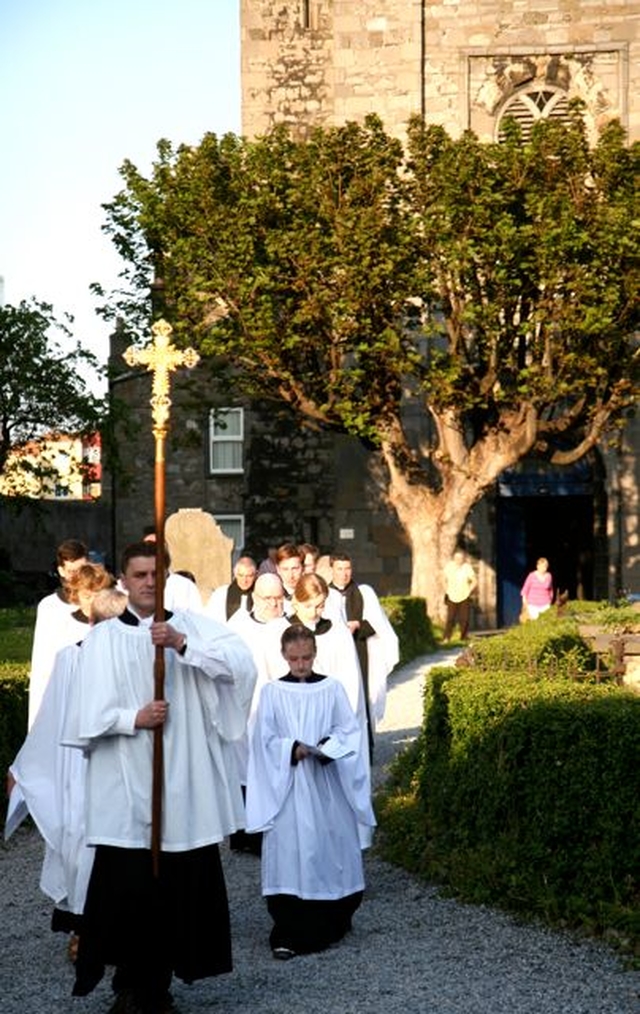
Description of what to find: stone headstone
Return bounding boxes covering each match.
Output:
[165,508,232,605]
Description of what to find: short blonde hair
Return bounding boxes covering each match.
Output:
[90,588,128,623]
[67,564,115,604]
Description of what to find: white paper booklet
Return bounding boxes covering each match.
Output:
[306,735,355,760]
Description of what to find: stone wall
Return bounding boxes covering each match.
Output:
[239,0,640,615]
[0,499,111,600]
[241,1,640,144]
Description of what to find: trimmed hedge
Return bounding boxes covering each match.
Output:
[381,596,437,664]
[0,664,28,798]
[466,611,597,676]
[376,609,640,952]
[0,608,32,817]
[421,669,640,931]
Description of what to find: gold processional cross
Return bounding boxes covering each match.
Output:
[123,318,200,874]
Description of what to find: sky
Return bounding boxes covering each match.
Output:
[0,0,241,379]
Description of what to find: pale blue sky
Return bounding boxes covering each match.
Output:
[0,0,241,367]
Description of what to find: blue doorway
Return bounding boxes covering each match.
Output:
[496,455,603,627]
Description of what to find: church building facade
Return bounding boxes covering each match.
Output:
[108,3,639,629]
[234,1,640,624]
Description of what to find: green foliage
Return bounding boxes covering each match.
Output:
[0,300,108,488]
[562,598,640,631]
[373,738,427,872]
[102,118,422,444]
[421,671,640,934]
[0,607,35,662]
[467,612,597,677]
[0,609,32,817]
[406,117,640,436]
[0,665,28,814]
[96,115,640,606]
[99,117,640,455]
[376,614,640,952]
[382,596,437,663]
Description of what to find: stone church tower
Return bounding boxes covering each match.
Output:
[241,1,640,145]
[239,2,640,622]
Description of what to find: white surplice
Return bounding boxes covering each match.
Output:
[246,676,376,900]
[28,592,89,728]
[327,583,400,728]
[64,609,257,851]
[266,616,365,724]
[9,642,94,914]
[227,611,289,783]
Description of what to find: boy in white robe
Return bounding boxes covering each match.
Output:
[27,538,88,727]
[67,541,257,1014]
[246,625,376,959]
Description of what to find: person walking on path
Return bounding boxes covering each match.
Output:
[521,557,554,620]
[442,550,478,643]
[246,625,375,959]
[66,541,257,1014]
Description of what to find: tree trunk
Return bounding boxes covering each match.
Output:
[386,481,478,623]
[379,406,540,621]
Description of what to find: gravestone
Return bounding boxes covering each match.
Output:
[165,508,233,605]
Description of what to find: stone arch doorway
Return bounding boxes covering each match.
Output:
[496,452,607,627]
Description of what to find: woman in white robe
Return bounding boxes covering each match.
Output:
[246,625,375,958]
[6,584,126,951]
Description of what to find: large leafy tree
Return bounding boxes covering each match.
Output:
[100,114,640,613]
[0,300,106,495]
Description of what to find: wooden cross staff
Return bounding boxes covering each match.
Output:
[123,318,200,876]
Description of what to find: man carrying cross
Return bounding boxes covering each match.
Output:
[66,321,256,1014]
[68,539,257,1014]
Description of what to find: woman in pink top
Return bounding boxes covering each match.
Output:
[521,557,554,620]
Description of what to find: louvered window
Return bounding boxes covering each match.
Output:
[497,88,572,143]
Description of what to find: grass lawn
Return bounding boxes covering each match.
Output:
[0,607,35,663]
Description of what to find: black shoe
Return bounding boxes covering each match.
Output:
[108,991,144,1014]
[152,996,179,1014]
[141,993,178,1014]
[108,989,177,1014]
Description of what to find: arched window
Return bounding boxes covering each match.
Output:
[496,87,572,143]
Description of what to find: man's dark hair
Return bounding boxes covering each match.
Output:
[120,540,170,574]
[56,539,88,567]
[329,551,352,565]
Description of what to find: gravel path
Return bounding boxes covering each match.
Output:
[2,649,639,1014]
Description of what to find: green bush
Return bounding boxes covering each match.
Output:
[0,608,32,817]
[467,612,596,676]
[563,599,640,631]
[382,596,437,664]
[0,664,29,808]
[0,607,35,661]
[421,670,640,917]
[377,610,640,953]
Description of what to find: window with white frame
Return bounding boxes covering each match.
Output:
[213,515,245,565]
[209,407,244,474]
